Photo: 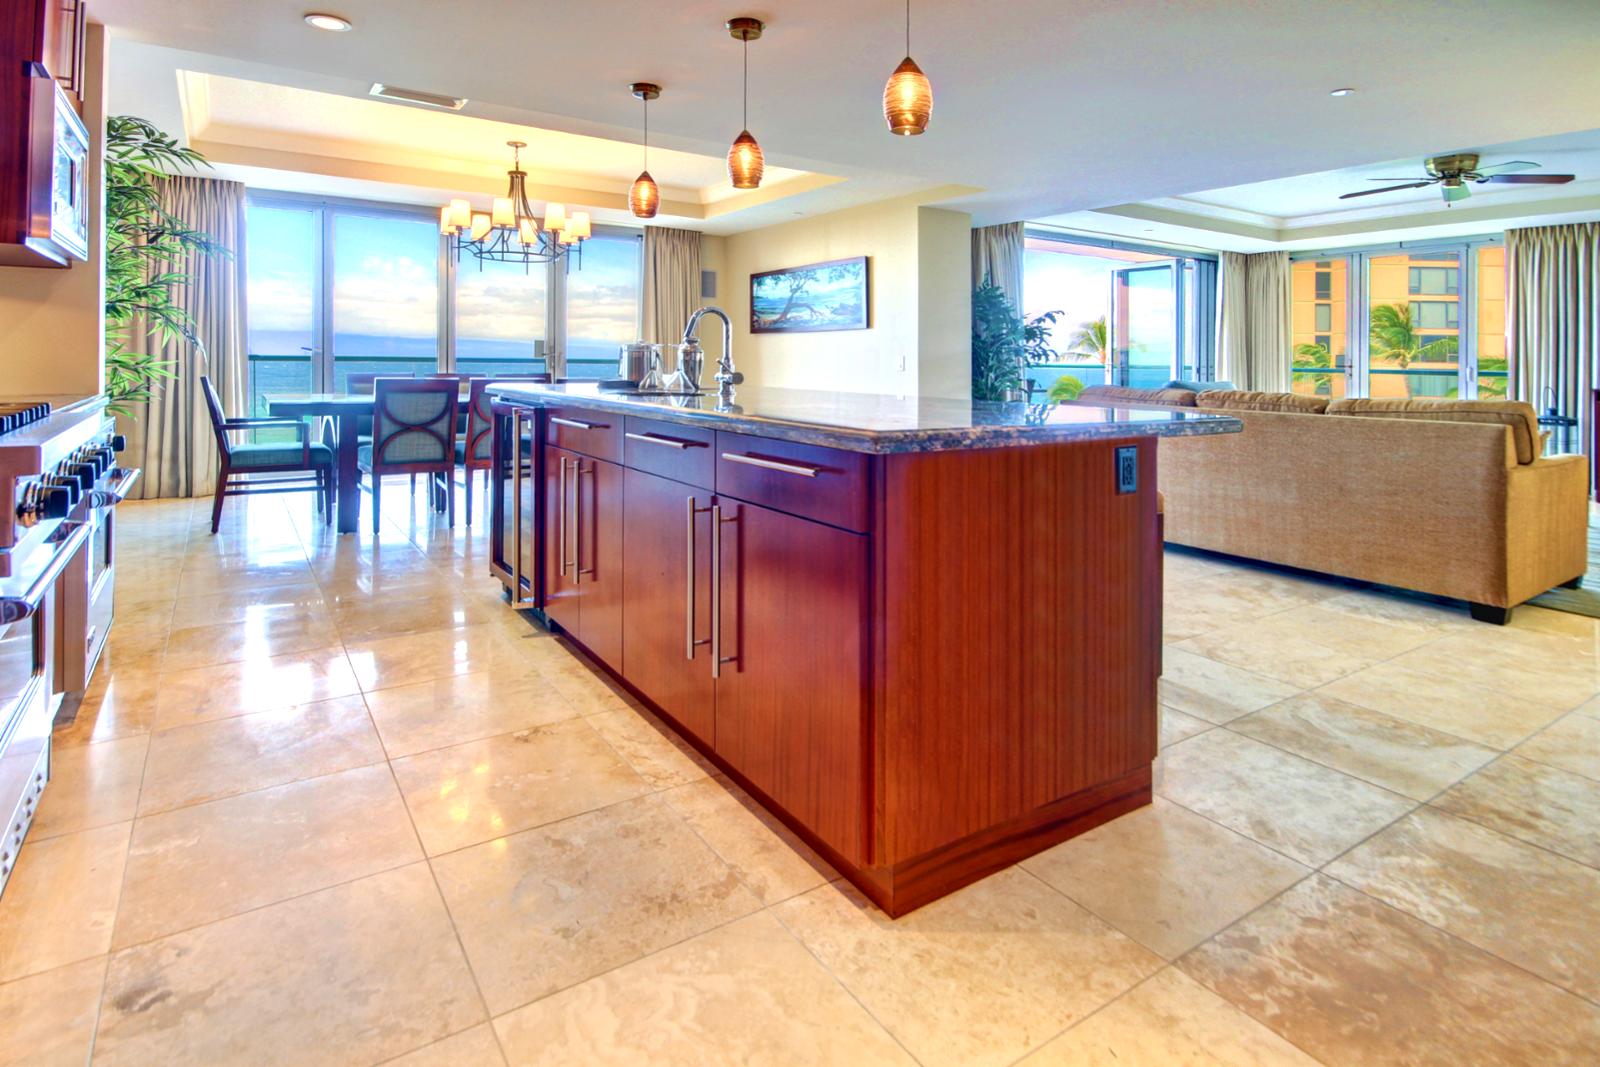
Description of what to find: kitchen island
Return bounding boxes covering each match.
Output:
[486,382,1240,916]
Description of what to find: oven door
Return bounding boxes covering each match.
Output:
[0,520,90,895]
[56,466,139,713]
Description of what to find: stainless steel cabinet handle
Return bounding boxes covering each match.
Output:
[510,409,536,605]
[556,453,568,577]
[709,503,738,678]
[720,452,821,478]
[550,416,601,430]
[685,497,712,660]
[575,461,594,579]
[626,431,695,450]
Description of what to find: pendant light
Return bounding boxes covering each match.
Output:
[726,16,764,189]
[629,82,661,218]
[883,0,932,135]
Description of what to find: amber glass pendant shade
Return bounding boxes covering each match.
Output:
[884,56,932,135]
[728,130,764,189]
[630,171,660,218]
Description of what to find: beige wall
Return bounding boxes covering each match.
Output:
[0,23,107,397]
[721,193,972,398]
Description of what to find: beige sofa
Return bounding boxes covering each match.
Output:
[1077,386,1589,623]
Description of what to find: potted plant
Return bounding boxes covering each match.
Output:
[103,116,223,416]
[970,278,1060,402]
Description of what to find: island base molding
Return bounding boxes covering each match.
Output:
[549,621,1153,918]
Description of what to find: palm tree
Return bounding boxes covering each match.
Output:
[1293,342,1337,396]
[1064,317,1108,364]
[1369,302,1458,369]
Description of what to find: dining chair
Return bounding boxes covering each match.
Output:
[357,377,460,533]
[458,374,550,524]
[201,376,334,534]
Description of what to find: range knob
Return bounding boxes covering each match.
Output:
[45,475,80,507]
[66,463,96,491]
[16,485,71,524]
[110,434,126,453]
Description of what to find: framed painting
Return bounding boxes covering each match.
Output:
[750,256,869,334]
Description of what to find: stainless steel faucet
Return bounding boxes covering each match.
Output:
[682,306,740,402]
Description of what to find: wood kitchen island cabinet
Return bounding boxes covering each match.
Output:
[489,383,1239,916]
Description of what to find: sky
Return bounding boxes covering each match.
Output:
[245,203,641,360]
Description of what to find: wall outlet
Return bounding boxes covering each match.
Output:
[1115,446,1138,494]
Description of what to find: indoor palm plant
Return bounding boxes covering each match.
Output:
[970,279,1061,401]
[103,116,224,415]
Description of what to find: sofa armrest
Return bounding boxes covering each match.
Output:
[1504,453,1590,605]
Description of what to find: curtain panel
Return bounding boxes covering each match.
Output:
[1216,250,1291,392]
[121,175,248,499]
[642,226,702,346]
[1508,222,1599,456]
[971,222,1025,309]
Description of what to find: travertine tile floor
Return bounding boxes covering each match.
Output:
[2,489,1598,1065]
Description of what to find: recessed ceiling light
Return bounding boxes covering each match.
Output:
[1329,87,1356,97]
[304,13,352,32]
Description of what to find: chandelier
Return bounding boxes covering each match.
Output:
[440,141,590,269]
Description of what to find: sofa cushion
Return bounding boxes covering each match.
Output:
[1077,385,1198,407]
[1326,398,1541,464]
[1195,390,1329,415]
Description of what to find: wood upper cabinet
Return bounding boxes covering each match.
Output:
[542,443,622,666]
[621,467,714,742]
[2,0,90,266]
[712,497,869,866]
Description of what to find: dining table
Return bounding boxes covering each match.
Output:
[265,389,470,533]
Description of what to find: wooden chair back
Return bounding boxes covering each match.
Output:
[369,378,459,472]
[462,374,550,471]
[200,376,233,460]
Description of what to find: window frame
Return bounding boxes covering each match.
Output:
[1290,235,1503,400]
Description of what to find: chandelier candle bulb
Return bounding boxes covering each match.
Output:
[517,217,539,245]
[570,211,592,239]
[438,205,453,234]
[447,198,471,229]
[469,212,492,241]
[492,197,514,228]
[545,202,566,232]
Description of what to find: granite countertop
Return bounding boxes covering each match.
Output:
[487,382,1240,454]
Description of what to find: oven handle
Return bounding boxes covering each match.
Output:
[84,466,141,508]
[0,520,91,624]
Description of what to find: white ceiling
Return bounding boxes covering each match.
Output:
[94,0,1600,236]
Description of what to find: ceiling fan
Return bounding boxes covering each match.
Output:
[1339,153,1576,203]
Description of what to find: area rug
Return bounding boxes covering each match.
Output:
[1530,521,1600,619]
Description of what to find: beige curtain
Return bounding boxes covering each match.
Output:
[972,222,1025,308]
[121,175,247,499]
[642,227,702,345]
[1509,222,1599,455]
[1216,250,1291,392]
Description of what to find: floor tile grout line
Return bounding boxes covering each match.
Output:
[759,898,931,1067]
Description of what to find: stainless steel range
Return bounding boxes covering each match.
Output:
[0,395,137,895]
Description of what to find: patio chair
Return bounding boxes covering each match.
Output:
[201,375,334,534]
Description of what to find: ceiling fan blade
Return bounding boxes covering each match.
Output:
[1484,174,1576,184]
[1365,177,1432,182]
[1339,182,1434,199]
[1476,160,1540,175]
[1442,184,1471,203]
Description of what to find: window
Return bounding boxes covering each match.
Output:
[1290,258,1347,397]
[1408,265,1459,295]
[330,212,440,391]
[1022,234,1216,397]
[563,233,643,379]
[1412,301,1458,329]
[244,192,645,412]
[1294,240,1504,401]
[455,255,548,377]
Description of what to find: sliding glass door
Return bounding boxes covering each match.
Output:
[1290,239,1504,401]
[1111,262,1177,388]
[244,202,321,416]
[329,211,441,391]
